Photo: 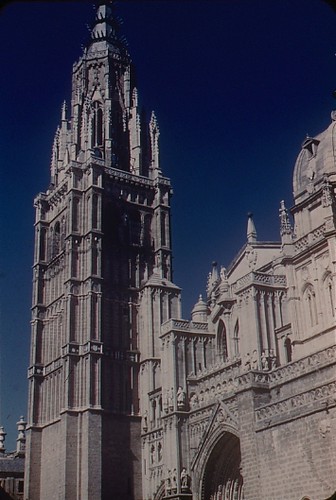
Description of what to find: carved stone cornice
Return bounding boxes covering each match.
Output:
[255,379,336,431]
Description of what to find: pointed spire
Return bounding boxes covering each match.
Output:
[247,213,257,243]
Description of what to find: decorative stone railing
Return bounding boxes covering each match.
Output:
[267,344,336,387]
[255,379,336,430]
[233,272,286,292]
[294,223,326,252]
[187,345,336,415]
[253,344,336,429]
[161,319,209,336]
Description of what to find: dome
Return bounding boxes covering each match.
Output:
[191,294,208,322]
[293,112,336,203]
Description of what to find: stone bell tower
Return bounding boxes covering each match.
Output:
[25,3,176,499]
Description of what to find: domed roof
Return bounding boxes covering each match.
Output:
[191,294,208,322]
[192,294,207,314]
[293,112,336,203]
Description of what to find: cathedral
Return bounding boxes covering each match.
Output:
[25,2,336,500]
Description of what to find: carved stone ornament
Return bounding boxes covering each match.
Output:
[245,244,257,269]
[318,419,331,438]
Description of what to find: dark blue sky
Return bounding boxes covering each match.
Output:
[0,0,335,449]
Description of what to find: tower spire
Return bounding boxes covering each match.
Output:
[89,1,128,56]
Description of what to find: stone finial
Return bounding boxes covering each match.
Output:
[16,416,27,455]
[206,261,219,297]
[61,100,67,122]
[322,176,333,208]
[149,111,161,175]
[279,200,293,236]
[247,213,257,243]
[0,426,6,454]
[132,87,138,107]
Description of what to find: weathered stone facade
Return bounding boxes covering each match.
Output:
[26,3,336,500]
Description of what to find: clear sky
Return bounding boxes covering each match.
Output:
[0,0,335,449]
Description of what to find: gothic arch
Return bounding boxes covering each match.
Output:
[195,427,244,500]
[153,481,165,500]
[192,417,241,499]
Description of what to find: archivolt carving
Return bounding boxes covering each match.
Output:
[190,402,239,472]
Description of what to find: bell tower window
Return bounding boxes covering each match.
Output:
[91,101,103,148]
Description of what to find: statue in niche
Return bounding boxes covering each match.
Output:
[220,266,227,281]
[177,386,186,410]
[165,470,171,495]
[171,468,177,493]
[251,349,258,370]
[142,411,148,432]
[190,393,199,409]
[261,351,269,371]
[269,349,277,370]
[180,467,190,491]
[244,352,251,372]
[168,387,174,411]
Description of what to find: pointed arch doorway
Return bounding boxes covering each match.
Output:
[201,432,244,500]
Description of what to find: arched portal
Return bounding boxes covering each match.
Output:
[202,433,244,500]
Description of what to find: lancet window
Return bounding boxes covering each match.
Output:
[284,337,292,363]
[161,212,167,246]
[217,320,228,361]
[52,222,60,257]
[324,274,335,317]
[128,211,141,244]
[72,198,80,232]
[39,227,47,261]
[233,319,239,356]
[91,101,103,149]
[303,285,318,327]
